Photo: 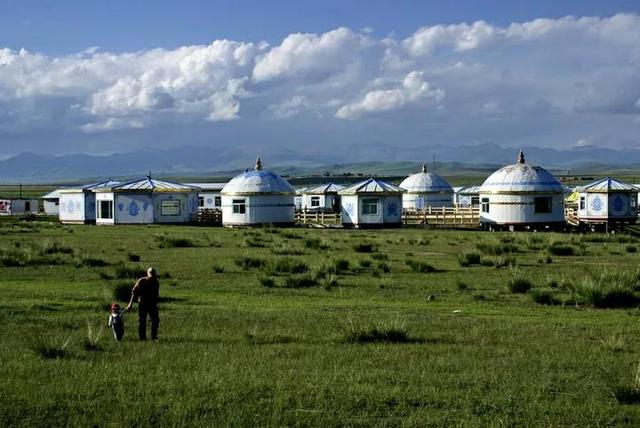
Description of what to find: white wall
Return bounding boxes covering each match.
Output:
[114,194,154,224]
[301,194,340,211]
[341,194,402,226]
[578,192,637,220]
[0,199,38,215]
[221,194,294,226]
[44,200,59,215]
[153,193,198,224]
[60,192,90,223]
[403,192,453,210]
[480,193,564,225]
[199,192,222,209]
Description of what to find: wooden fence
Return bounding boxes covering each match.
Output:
[294,210,342,226]
[402,206,480,228]
[197,208,222,225]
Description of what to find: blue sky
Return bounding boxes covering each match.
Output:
[2,0,638,54]
[0,0,639,160]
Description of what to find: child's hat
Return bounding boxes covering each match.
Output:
[111,303,120,311]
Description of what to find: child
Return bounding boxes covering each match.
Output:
[108,302,125,342]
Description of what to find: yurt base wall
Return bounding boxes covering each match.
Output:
[341,195,402,226]
[479,194,565,225]
[112,194,154,224]
[221,195,295,226]
[59,193,90,224]
[153,193,198,224]
[403,193,453,211]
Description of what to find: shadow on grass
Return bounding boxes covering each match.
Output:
[613,386,640,405]
[244,333,298,345]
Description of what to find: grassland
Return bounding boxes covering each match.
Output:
[2,218,640,425]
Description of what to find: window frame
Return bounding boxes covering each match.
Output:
[481,197,490,213]
[232,199,246,214]
[579,196,586,211]
[361,197,379,215]
[160,199,181,216]
[214,196,222,208]
[534,197,552,214]
[97,200,113,219]
[310,196,321,207]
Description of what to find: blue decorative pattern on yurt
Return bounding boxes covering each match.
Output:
[387,201,398,217]
[128,201,140,217]
[591,196,603,212]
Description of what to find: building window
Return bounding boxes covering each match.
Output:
[631,197,637,210]
[471,196,480,206]
[98,200,113,219]
[24,201,31,211]
[579,196,585,210]
[214,196,222,208]
[362,198,379,215]
[311,196,320,207]
[481,197,490,213]
[233,199,246,214]
[534,197,552,214]
[198,196,204,208]
[161,199,181,216]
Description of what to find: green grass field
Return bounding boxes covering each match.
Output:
[2,218,640,425]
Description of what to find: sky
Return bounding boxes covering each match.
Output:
[0,0,639,159]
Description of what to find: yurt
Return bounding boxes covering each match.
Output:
[339,178,405,227]
[301,183,344,213]
[575,178,638,227]
[399,164,453,211]
[42,189,63,215]
[59,179,119,224]
[454,185,481,207]
[220,157,296,227]
[479,151,564,230]
[93,175,200,225]
[185,182,227,209]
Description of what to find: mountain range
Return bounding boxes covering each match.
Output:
[2,143,640,183]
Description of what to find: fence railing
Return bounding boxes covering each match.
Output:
[198,208,222,225]
[402,206,480,227]
[294,210,341,226]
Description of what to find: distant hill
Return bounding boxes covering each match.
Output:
[2,143,640,183]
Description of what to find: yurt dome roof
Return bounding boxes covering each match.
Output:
[399,163,453,194]
[99,175,199,193]
[457,185,482,195]
[480,151,563,194]
[577,177,639,193]
[339,178,405,195]
[304,183,344,195]
[221,157,295,196]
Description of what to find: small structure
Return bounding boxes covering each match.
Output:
[294,187,308,210]
[339,178,404,227]
[0,198,39,215]
[41,189,63,215]
[575,178,638,228]
[300,183,343,212]
[454,185,481,207]
[94,175,200,225]
[185,182,227,210]
[220,157,296,226]
[399,164,453,210]
[59,179,119,224]
[479,151,564,230]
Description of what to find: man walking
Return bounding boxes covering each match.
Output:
[125,267,160,341]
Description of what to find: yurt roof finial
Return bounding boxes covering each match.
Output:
[421,163,427,173]
[255,156,262,171]
[517,150,525,164]
[147,171,152,179]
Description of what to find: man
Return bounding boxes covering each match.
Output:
[125,267,160,341]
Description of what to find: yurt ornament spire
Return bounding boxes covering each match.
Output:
[221,157,295,226]
[399,162,454,211]
[479,151,565,231]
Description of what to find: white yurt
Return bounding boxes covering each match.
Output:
[399,164,453,211]
[59,179,119,224]
[220,157,296,226]
[185,182,227,210]
[301,183,344,213]
[575,178,638,226]
[93,175,200,225]
[479,151,565,230]
[454,185,481,207]
[339,178,405,227]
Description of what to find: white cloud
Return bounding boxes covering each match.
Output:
[268,95,310,119]
[336,71,444,119]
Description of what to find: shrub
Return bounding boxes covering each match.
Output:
[127,253,141,262]
[259,277,276,288]
[244,238,265,248]
[377,261,391,273]
[156,236,196,248]
[321,275,339,291]
[476,242,519,256]
[508,277,533,294]
[575,271,639,308]
[458,251,481,267]
[41,240,74,255]
[284,274,318,288]
[29,334,72,359]
[333,258,350,273]
[234,256,265,270]
[304,238,328,250]
[371,252,388,261]
[113,264,145,279]
[341,318,415,344]
[77,257,110,267]
[530,288,558,305]
[272,246,305,256]
[353,242,376,253]
[358,259,372,269]
[212,264,225,274]
[406,259,435,273]
[491,255,516,269]
[627,245,637,254]
[456,280,469,291]
[547,243,575,256]
[113,282,132,301]
[266,258,309,275]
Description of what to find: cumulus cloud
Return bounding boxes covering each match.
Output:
[336,71,444,119]
[0,14,638,150]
